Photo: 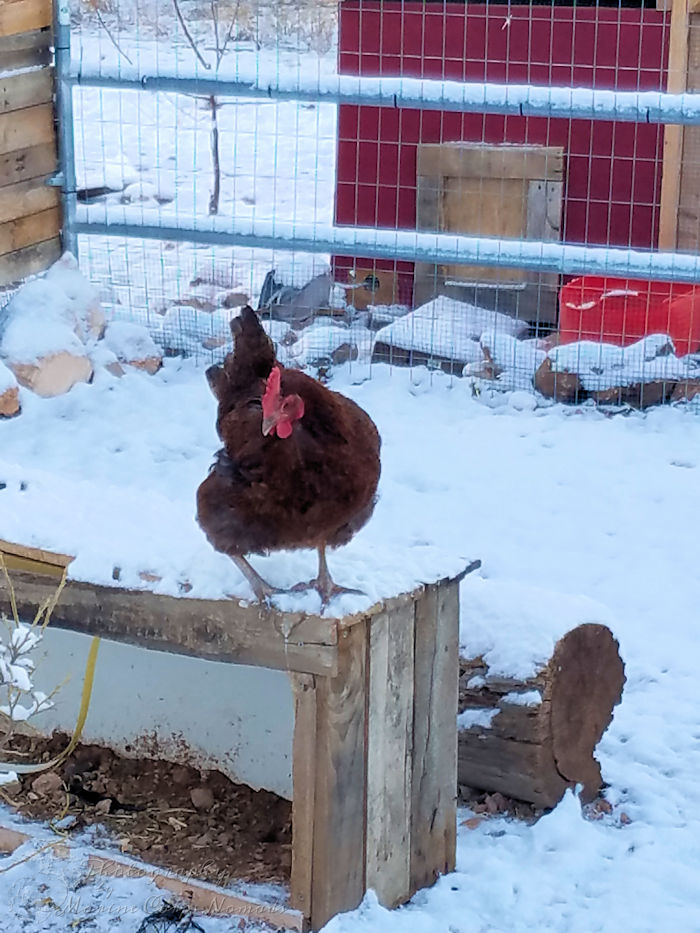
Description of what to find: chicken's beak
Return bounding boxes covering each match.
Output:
[262,415,276,436]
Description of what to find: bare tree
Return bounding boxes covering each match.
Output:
[173,0,240,215]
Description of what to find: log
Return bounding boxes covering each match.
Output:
[458,623,625,809]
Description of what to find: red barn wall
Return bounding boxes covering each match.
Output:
[334,2,670,305]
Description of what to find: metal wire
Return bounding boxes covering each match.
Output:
[53,0,700,395]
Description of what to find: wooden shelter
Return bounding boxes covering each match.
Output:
[0,0,61,288]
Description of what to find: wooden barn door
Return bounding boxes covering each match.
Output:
[414,142,564,325]
[0,0,61,288]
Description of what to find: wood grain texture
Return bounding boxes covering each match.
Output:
[365,603,415,907]
[0,205,60,256]
[0,103,55,156]
[411,579,459,891]
[290,672,317,917]
[659,1,693,249]
[311,622,368,929]
[0,569,340,676]
[88,854,305,930]
[418,143,563,181]
[0,67,52,114]
[0,234,61,285]
[0,142,57,189]
[0,0,52,37]
[0,177,59,225]
[0,28,51,69]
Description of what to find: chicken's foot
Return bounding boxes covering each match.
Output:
[291,545,364,608]
[230,554,285,603]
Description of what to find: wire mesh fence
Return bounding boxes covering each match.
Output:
[35,0,700,400]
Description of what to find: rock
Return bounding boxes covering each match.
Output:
[330,342,359,365]
[10,351,93,398]
[94,797,112,816]
[103,321,163,375]
[534,357,583,402]
[31,771,63,797]
[220,291,249,309]
[190,785,215,811]
[44,252,105,341]
[672,378,700,401]
[171,766,192,786]
[0,385,20,417]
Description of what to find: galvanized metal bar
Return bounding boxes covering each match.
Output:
[54,0,79,260]
[73,207,700,284]
[68,63,700,127]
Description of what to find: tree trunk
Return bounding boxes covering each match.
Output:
[458,623,625,809]
[208,95,221,215]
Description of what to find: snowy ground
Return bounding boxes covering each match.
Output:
[1,363,700,930]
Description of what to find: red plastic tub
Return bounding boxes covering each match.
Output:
[558,276,700,357]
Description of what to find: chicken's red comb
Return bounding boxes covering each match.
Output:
[262,366,282,416]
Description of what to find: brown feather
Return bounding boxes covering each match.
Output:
[196,307,381,559]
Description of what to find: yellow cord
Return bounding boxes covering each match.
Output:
[0,636,100,776]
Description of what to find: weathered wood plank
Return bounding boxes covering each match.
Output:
[659,1,694,249]
[411,579,459,891]
[0,0,52,38]
[366,603,414,908]
[0,234,61,285]
[0,177,59,225]
[88,854,306,930]
[0,142,57,189]
[418,143,563,181]
[290,672,317,918]
[0,28,51,70]
[0,205,60,256]
[0,103,55,156]
[311,622,368,929]
[0,569,340,676]
[1,67,53,115]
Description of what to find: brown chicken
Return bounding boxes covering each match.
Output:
[196,307,381,605]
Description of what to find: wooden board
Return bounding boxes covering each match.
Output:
[415,142,563,322]
[0,103,55,156]
[659,0,692,250]
[88,854,305,930]
[365,604,415,907]
[0,177,59,225]
[311,622,368,929]
[410,579,459,890]
[0,142,57,189]
[0,537,73,579]
[1,67,53,115]
[0,235,61,286]
[0,29,52,70]
[0,205,60,256]
[0,0,52,38]
[0,569,341,676]
[290,672,317,917]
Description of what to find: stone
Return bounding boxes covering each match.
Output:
[0,385,20,417]
[10,351,93,398]
[190,785,215,811]
[31,771,63,797]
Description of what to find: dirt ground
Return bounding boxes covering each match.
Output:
[0,733,292,889]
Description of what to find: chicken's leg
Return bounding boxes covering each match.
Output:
[230,554,284,603]
[292,545,364,607]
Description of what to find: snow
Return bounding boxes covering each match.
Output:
[0,360,17,393]
[550,335,694,391]
[0,282,87,364]
[457,708,498,730]
[502,689,542,707]
[103,320,160,362]
[374,297,526,364]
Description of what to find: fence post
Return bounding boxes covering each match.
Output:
[53,0,78,261]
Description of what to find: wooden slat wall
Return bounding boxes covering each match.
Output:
[0,4,61,288]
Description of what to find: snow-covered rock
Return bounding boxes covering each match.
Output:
[0,361,19,417]
[43,252,105,341]
[104,321,162,375]
[10,351,93,398]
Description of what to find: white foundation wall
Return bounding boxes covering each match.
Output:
[31,627,295,800]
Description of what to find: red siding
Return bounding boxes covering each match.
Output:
[335,2,670,301]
